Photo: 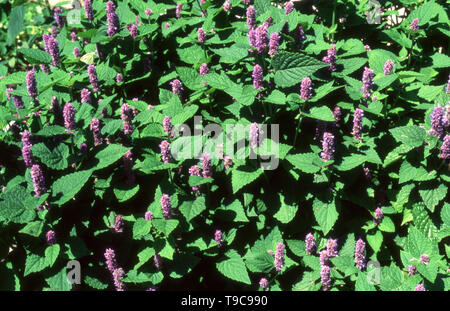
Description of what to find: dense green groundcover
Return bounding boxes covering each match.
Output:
[0,0,449,291]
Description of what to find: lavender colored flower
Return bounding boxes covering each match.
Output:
[305,233,316,255]
[121,103,133,135]
[428,106,444,138]
[327,239,338,257]
[70,32,77,42]
[319,250,329,266]
[199,63,209,76]
[440,135,450,160]
[333,106,341,128]
[21,130,32,150]
[73,47,81,58]
[123,150,135,185]
[410,18,419,31]
[361,67,375,99]
[113,215,124,233]
[112,268,126,291]
[145,211,154,221]
[214,230,223,247]
[363,167,372,181]
[47,36,60,67]
[41,64,50,74]
[408,265,417,276]
[354,239,366,270]
[320,132,335,161]
[320,265,331,291]
[373,207,384,224]
[352,108,364,141]
[446,75,450,94]
[248,29,257,50]
[246,6,256,30]
[201,153,212,178]
[51,96,63,125]
[87,65,99,92]
[255,24,269,53]
[26,70,38,99]
[116,73,123,83]
[414,284,425,291]
[154,254,163,270]
[164,23,170,29]
[106,1,120,37]
[419,254,429,265]
[322,44,337,72]
[54,7,63,28]
[268,32,280,57]
[163,116,174,138]
[249,122,260,149]
[126,24,138,39]
[42,34,50,53]
[189,165,202,195]
[298,25,306,46]
[259,278,269,290]
[89,118,103,146]
[145,8,153,17]
[31,164,46,197]
[22,144,34,168]
[160,140,171,164]
[84,0,93,20]
[300,77,313,100]
[274,242,285,272]
[63,102,76,131]
[223,0,231,12]
[224,155,233,170]
[443,105,450,128]
[284,1,294,15]
[104,248,118,273]
[13,96,24,109]
[46,230,56,245]
[198,27,206,43]
[176,3,182,18]
[252,64,263,90]
[384,59,394,75]
[80,142,88,154]
[170,79,183,98]
[160,194,172,219]
[80,88,91,104]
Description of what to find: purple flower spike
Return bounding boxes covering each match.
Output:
[106,1,120,37]
[414,284,425,291]
[298,25,306,46]
[163,116,174,138]
[126,24,138,39]
[145,211,154,221]
[26,70,38,99]
[84,0,93,20]
[419,254,429,265]
[269,32,280,57]
[252,64,263,90]
[321,132,335,161]
[322,44,337,72]
[80,143,88,154]
[81,88,91,104]
[104,248,118,274]
[246,6,256,30]
[47,36,60,67]
[6,87,13,100]
[300,77,313,100]
[361,67,375,99]
[116,73,123,83]
[113,215,124,233]
[170,79,183,98]
[408,265,417,276]
[31,164,46,197]
[112,268,126,291]
[51,96,63,125]
[284,1,294,15]
[320,265,331,291]
[446,76,450,94]
[384,59,394,75]
[41,64,50,74]
[160,194,172,219]
[214,230,223,247]
[223,0,231,11]
[255,25,269,53]
[259,278,269,291]
[154,254,163,270]
[73,47,81,58]
[440,135,450,160]
[224,155,233,170]
[319,250,329,266]
[13,96,24,109]
[198,27,206,43]
[70,32,77,42]
[201,153,212,178]
[22,143,34,168]
[305,233,316,255]
[90,118,103,146]
[43,34,50,53]
[374,207,384,224]
[176,3,182,18]
[326,239,339,257]
[63,102,76,131]
[249,122,261,149]
[333,106,341,127]
[145,8,153,17]
[189,165,202,195]
[121,103,133,135]
[87,65,99,92]
[123,150,135,185]
[54,7,64,28]
[352,108,364,141]
[160,140,171,164]
[46,230,56,246]
[444,105,450,128]
[199,63,209,76]
[248,29,257,49]
[274,242,285,272]
[428,106,444,138]
[354,239,366,270]
[410,18,419,31]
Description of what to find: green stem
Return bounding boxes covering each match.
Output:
[293,109,302,147]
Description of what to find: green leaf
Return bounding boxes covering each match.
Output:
[169,253,200,278]
[303,106,336,122]
[409,0,440,25]
[389,125,426,148]
[84,275,108,290]
[404,226,433,258]
[441,203,450,227]
[132,218,152,239]
[217,256,251,285]
[292,271,321,291]
[336,154,366,171]
[355,272,376,291]
[419,184,447,212]
[265,90,286,105]
[431,53,450,69]
[271,52,328,88]
[17,48,52,65]
[24,254,49,276]
[210,46,248,64]
[176,66,203,90]
[380,264,406,291]
[113,184,140,203]
[417,85,443,102]
[32,143,69,170]
[179,196,206,222]
[313,197,339,235]
[51,170,92,205]
[7,6,25,46]
[19,221,44,237]
[45,268,72,291]
[202,72,235,90]
[368,49,398,75]
[379,217,395,233]
[94,144,130,170]
[123,270,164,284]
[177,45,205,65]
[216,199,249,223]
[286,239,306,258]
[285,153,321,174]
[45,245,60,268]
[152,219,179,236]
[413,204,439,240]
[274,196,298,224]
[366,230,383,253]
[188,175,213,187]
[231,166,264,193]
[35,125,67,137]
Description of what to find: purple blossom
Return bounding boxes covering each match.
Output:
[31,164,46,197]
[84,0,93,20]
[443,105,450,128]
[201,153,212,178]
[259,278,269,291]
[300,77,313,100]
[354,239,366,270]
[352,108,364,141]
[5,87,12,100]
[160,194,172,219]
[248,29,257,49]
[255,24,269,53]
[274,242,285,272]
[154,254,163,270]
[170,79,183,98]
[145,211,154,221]
[252,64,263,90]
[199,63,209,76]
[87,65,99,92]
[54,7,64,28]
[113,215,124,233]
[160,140,171,164]
[319,250,329,266]
[145,8,153,17]
[197,28,206,43]
[47,36,60,67]
[106,1,120,37]
[163,116,174,138]
[62,102,76,131]
[123,150,135,185]
[440,135,450,160]
[126,24,138,39]
[268,32,280,57]
[428,106,444,138]
[13,96,24,109]
[322,44,337,72]
[176,3,182,18]
[223,0,231,12]
[363,167,372,181]
[121,103,133,135]
[384,59,394,75]
[26,70,38,99]
[189,165,202,195]
[414,284,425,291]
[320,265,331,291]
[408,265,417,276]
[410,18,419,31]
[284,1,294,15]
[43,34,50,53]
[41,64,50,74]
[361,67,375,99]
[326,239,339,257]
[112,268,126,291]
[321,132,335,161]
[214,230,223,247]
[81,88,91,104]
[297,25,306,46]
[73,47,81,58]
[51,96,63,125]
[224,155,233,170]
[446,75,450,94]
[164,23,170,29]
[305,233,316,255]
[246,6,256,30]
[22,138,34,168]
[80,142,88,154]
[70,32,77,42]
[89,118,103,146]
[419,254,429,265]
[374,207,384,225]
[333,106,341,128]
[104,248,118,274]
[46,230,56,246]
[116,73,123,83]
[249,122,260,149]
